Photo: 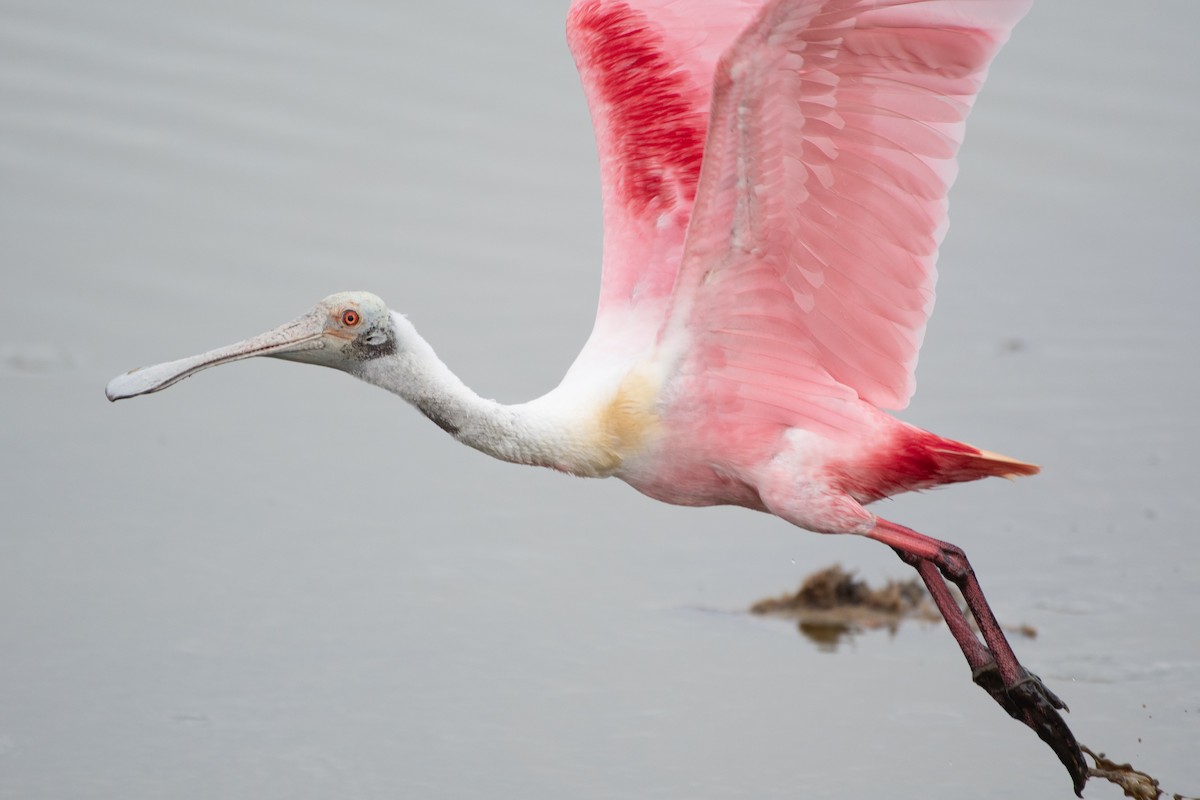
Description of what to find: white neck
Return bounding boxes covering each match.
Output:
[352,313,609,475]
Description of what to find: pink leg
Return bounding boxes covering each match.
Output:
[870,518,1088,796]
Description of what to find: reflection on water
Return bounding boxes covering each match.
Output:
[3,0,1200,798]
[751,564,942,651]
[753,565,1039,652]
[797,620,859,651]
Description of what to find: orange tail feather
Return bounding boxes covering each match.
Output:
[930,446,1040,481]
[837,428,1040,503]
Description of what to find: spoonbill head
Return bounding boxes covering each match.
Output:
[105,291,395,401]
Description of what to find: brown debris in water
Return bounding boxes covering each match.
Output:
[750,564,1037,649]
[1082,745,1197,800]
[754,570,1197,798]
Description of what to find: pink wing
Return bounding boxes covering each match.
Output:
[565,0,766,369]
[666,0,1031,433]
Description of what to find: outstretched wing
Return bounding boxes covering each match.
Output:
[564,0,765,371]
[666,0,1030,432]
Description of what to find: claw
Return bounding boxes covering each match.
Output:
[972,662,1088,796]
[1016,670,1069,713]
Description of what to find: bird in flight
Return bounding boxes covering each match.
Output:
[108,0,1087,793]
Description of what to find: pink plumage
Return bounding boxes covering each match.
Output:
[106,1,1089,792]
[567,0,1035,515]
[565,1,1086,791]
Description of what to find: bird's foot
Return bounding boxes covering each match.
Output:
[972,662,1088,796]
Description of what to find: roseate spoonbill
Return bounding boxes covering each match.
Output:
[107,0,1087,792]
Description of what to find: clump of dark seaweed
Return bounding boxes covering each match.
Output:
[1082,746,1197,800]
[751,564,1036,648]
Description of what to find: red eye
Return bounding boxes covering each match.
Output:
[341,309,360,327]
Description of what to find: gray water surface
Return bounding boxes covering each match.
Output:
[2,1,1199,798]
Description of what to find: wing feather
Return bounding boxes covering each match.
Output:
[666,0,1030,432]
[564,0,766,374]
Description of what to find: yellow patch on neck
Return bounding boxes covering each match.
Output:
[591,368,661,474]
